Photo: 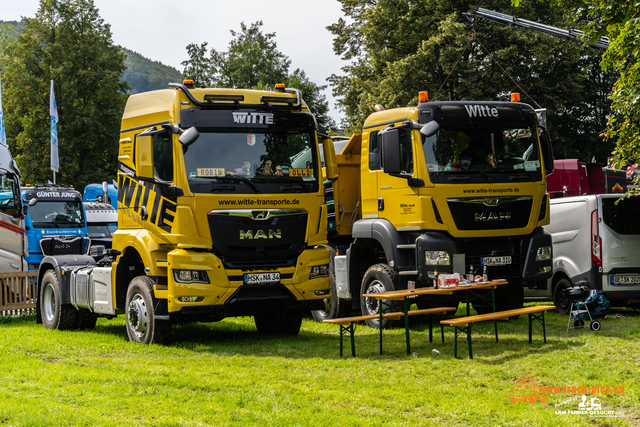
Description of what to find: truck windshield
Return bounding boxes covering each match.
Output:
[422,124,542,183]
[29,201,85,228]
[184,128,319,193]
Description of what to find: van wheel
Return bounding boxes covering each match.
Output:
[553,278,572,314]
[40,269,77,330]
[360,264,399,329]
[125,276,172,345]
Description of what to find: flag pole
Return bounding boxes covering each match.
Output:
[0,77,6,147]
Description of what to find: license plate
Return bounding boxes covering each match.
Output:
[244,272,280,284]
[482,256,512,266]
[611,275,640,285]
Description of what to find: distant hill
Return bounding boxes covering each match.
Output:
[122,48,182,94]
[1,21,182,94]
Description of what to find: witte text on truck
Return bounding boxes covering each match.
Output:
[36,82,338,343]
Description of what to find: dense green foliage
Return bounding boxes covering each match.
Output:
[514,0,640,175]
[1,1,128,190]
[122,49,181,94]
[329,0,617,162]
[0,308,638,425]
[182,21,337,133]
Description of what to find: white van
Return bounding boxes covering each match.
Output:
[525,194,640,313]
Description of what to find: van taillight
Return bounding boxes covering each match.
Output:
[591,209,602,267]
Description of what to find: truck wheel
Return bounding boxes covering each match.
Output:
[359,264,399,329]
[75,310,98,330]
[254,308,303,335]
[125,276,171,345]
[553,278,572,314]
[40,269,77,330]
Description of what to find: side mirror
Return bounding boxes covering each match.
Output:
[322,138,339,180]
[538,127,554,175]
[28,198,38,207]
[135,134,155,179]
[379,128,402,174]
[179,127,199,147]
[420,121,440,138]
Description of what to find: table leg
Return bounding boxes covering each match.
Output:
[379,303,384,355]
[467,324,473,359]
[404,297,411,355]
[529,313,533,344]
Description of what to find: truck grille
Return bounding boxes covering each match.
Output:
[40,236,90,256]
[208,209,307,262]
[447,196,533,230]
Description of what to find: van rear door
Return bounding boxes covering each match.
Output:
[600,195,640,300]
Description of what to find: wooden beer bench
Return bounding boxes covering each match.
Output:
[440,305,556,359]
[323,307,457,357]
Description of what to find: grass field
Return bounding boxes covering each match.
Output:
[0,304,638,426]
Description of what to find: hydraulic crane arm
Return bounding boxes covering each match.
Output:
[465,7,609,50]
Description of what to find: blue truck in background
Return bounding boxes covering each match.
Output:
[22,184,90,270]
[83,182,118,209]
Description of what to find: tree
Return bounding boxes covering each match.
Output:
[513,0,640,171]
[1,0,128,190]
[328,0,615,161]
[182,21,336,132]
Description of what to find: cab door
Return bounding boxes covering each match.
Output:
[376,126,422,227]
[0,174,25,272]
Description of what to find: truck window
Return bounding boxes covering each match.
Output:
[422,124,541,182]
[153,132,173,182]
[369,127,412,173]
[0,175,19,216]
[28,201,84,228]
[602,197,640,235]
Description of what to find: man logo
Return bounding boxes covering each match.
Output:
[239,229,282,240]
[252,211,270,220]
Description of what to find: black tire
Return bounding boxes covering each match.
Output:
[553,278,573,314]
[254,308,303,335]
[40,269,77,330]
[311,249,351,322]
[590,321,601,331]
[359,264,399,329]
[125,276,172,345]
[474,279,524,319]
[75,310,98,330]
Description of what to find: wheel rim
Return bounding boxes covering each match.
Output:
[127,294,148,338]
[363,279,386,315]
[42,283,56,322]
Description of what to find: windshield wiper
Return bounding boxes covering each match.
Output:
[447,175,470,183]
[214,176,260,193]
[281,177,311,192]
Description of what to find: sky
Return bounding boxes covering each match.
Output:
[3,0,348,123]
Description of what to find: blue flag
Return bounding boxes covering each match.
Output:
[0,77,6,146]
[50,79,59,172]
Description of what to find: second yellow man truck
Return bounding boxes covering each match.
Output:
[36,81,338,343]
[313,92,554,327]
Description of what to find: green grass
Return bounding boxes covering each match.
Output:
[0,305,638,426]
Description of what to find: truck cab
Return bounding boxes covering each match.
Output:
[22,184,89,270]
[0,143,25,272]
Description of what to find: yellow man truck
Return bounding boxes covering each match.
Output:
[36,81,337,343]
[312,92,554,327]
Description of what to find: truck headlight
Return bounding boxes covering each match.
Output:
[173,270,210,284]
[425,251,450,266]
[536,246,552,261]
[309,264,330,279]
